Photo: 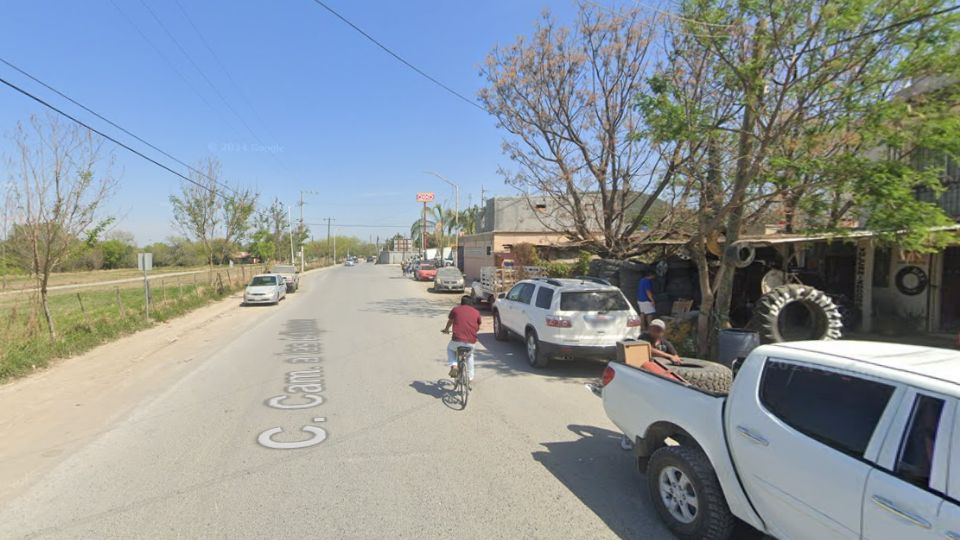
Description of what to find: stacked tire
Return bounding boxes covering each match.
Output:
[750,284,843,343]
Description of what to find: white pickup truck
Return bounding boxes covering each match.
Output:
[599,340,960,540]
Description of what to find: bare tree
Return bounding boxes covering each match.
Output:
[169,158,220,267]
[13,114,116,339]
[480,4,686,257]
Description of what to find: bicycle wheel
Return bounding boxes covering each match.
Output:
[458,360,469,408]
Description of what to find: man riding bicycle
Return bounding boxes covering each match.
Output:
[441,296,481,383]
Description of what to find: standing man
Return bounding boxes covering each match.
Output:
[441,296,482,383]
[636,270,657,328]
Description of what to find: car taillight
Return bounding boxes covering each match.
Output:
[601,366,615,387]
[627,317,643,327]
[546,316,572,328]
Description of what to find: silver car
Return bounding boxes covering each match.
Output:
[433,267,465,292]
[243,274,287,305]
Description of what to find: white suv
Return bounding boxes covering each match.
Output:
[492,277,642,367]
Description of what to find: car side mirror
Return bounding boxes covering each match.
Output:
[498,293,506,299]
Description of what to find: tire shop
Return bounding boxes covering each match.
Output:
[594,226,960,345]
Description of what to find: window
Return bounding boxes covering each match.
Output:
[873,248,891,288]
[896,395,944,488]
[760,361,894,458]
[506,284,524,302]
[250,276,277,286]
[535,287,555,309]
[517,283,535,304]
[559,291,630,311]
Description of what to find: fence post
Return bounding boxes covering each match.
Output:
[115,286,124,316]
[161,278,167,304]
[76,292,85,314]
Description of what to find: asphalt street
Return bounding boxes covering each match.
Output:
[0,263,674,539]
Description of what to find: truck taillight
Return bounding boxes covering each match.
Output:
[546,316,572,328]
[627,317,643,327]
[601,366,615,387]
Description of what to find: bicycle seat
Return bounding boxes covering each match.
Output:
[456,346,472,354]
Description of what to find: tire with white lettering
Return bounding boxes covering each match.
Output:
[669,360,732,394]
[493,311,508,341]
[648,445,734,540]
[750,284,843,343]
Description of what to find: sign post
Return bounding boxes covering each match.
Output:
[138,253,153,320]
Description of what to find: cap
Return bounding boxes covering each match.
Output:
[649,319,666,330]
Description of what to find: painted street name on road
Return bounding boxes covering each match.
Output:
[257,319,329,450]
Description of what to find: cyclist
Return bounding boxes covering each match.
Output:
[441,296,481,383]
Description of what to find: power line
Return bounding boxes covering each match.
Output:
[137,0,290,172]
[0,57,238,196]
[0,74,228,199]
[108,0,246,142]
[309,0,484,112]
[172,0,283,151]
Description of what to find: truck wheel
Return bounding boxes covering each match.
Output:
[525,330,550,368]
[670,360,732,394]
[647,446,734,540]
[493,312,508,341]
[750,284,843,343]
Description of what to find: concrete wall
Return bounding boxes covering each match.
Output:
[871,250,933,331]
[481,196,569,234]
[461,231,572,282]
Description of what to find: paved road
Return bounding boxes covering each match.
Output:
[0,264,673,539]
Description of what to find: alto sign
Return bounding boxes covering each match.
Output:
[416,192,435,203]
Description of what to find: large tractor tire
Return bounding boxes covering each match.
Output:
[670,360,732,395]
[750,284,843,343]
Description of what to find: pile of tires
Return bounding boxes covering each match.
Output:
[750,284,843,343]
[588,259,623,286]
[670,359,732,395]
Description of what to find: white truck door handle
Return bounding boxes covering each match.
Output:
[870,495,932,529]
[736,426,769,447]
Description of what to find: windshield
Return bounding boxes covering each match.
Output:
[419,264,435,271]
[271,265,295,273]
[437,268,461,278]
[559,290,630,311]
[249,276,277,286]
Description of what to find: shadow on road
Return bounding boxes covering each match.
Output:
[475,334,607,383]
[362,297,455,318]
[533,424,670,539]
[409,379,466,410]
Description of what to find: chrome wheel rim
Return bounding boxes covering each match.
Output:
[526,335,537,364]
[658,466,698,524]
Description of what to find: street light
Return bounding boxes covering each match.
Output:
[425,171,459,265]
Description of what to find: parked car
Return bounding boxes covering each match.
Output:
[433,267,465,292]
[598,340,960,540]
[243,274,286,305]
[344,259,355,267]
[415,263,437,282]
[492,277,642,367]
[367,256,376,263]
[270,264,299,292]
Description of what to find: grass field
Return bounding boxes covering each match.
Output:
[0,264,263,293]
[0,263,325,382]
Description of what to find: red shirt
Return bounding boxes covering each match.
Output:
[449,305,481,344]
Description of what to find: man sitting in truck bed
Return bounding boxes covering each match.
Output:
[639,319,682,365]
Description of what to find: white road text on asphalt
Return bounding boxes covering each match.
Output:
[257,319,329,449]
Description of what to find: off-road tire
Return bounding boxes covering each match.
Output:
[525,330,550,368]
[750,284,843,343]
[493,311,508,341]
[670,360,732,394]
[647,446,735,540]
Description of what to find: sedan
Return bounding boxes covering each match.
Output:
[243,274,286,305]
[433,267,465,292]
[415,263,437,281]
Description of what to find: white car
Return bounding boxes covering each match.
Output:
[599,341,960,540]
[243,274,286,305]
[492,277,642,367]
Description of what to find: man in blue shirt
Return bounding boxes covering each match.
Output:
[636,270,656,329]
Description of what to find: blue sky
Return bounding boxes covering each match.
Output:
[0,0,591,245]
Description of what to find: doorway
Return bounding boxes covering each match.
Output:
[941,247,960,332]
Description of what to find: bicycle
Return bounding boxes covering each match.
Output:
[442,329,472,409]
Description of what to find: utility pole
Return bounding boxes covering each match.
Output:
[297,190,318,272]
[288,207,295,264]
[324,217,334,264]
[426,171,460,265]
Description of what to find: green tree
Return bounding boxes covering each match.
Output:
[641,0,960,353]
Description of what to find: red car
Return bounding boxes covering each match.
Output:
[415,263,437,281]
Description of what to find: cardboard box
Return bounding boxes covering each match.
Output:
[617,340,651,368]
